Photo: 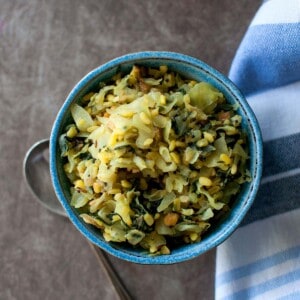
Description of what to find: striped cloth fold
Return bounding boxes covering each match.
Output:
[215,1,300,299]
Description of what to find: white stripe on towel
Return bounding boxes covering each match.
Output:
[217,252,300,299]
[252,0,300,26]
[247,81,300,142]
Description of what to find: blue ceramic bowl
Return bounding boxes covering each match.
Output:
[50,51,263,264]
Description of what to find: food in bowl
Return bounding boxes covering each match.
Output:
[59,65,251,255]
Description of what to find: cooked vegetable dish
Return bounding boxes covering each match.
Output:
[60,65,251,255]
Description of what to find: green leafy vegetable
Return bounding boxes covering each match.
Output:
[60,65,251,255]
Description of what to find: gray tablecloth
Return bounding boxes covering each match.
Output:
[0,1,260,299]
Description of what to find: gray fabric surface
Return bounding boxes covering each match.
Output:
[0,1,260,299]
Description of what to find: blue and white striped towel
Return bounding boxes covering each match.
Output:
[215,0,300,299]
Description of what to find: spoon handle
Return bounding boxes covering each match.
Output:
[87,241,132,300]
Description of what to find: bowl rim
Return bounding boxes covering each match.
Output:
[50,51,263,264]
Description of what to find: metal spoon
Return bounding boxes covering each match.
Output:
[23,139,132,300]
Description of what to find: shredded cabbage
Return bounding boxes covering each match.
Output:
[60,65,251,255]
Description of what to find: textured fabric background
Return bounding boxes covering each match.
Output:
[216,0,300,298]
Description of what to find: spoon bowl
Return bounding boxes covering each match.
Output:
[23,139,66,216]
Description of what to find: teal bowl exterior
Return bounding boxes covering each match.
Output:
[50,51,263,264]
